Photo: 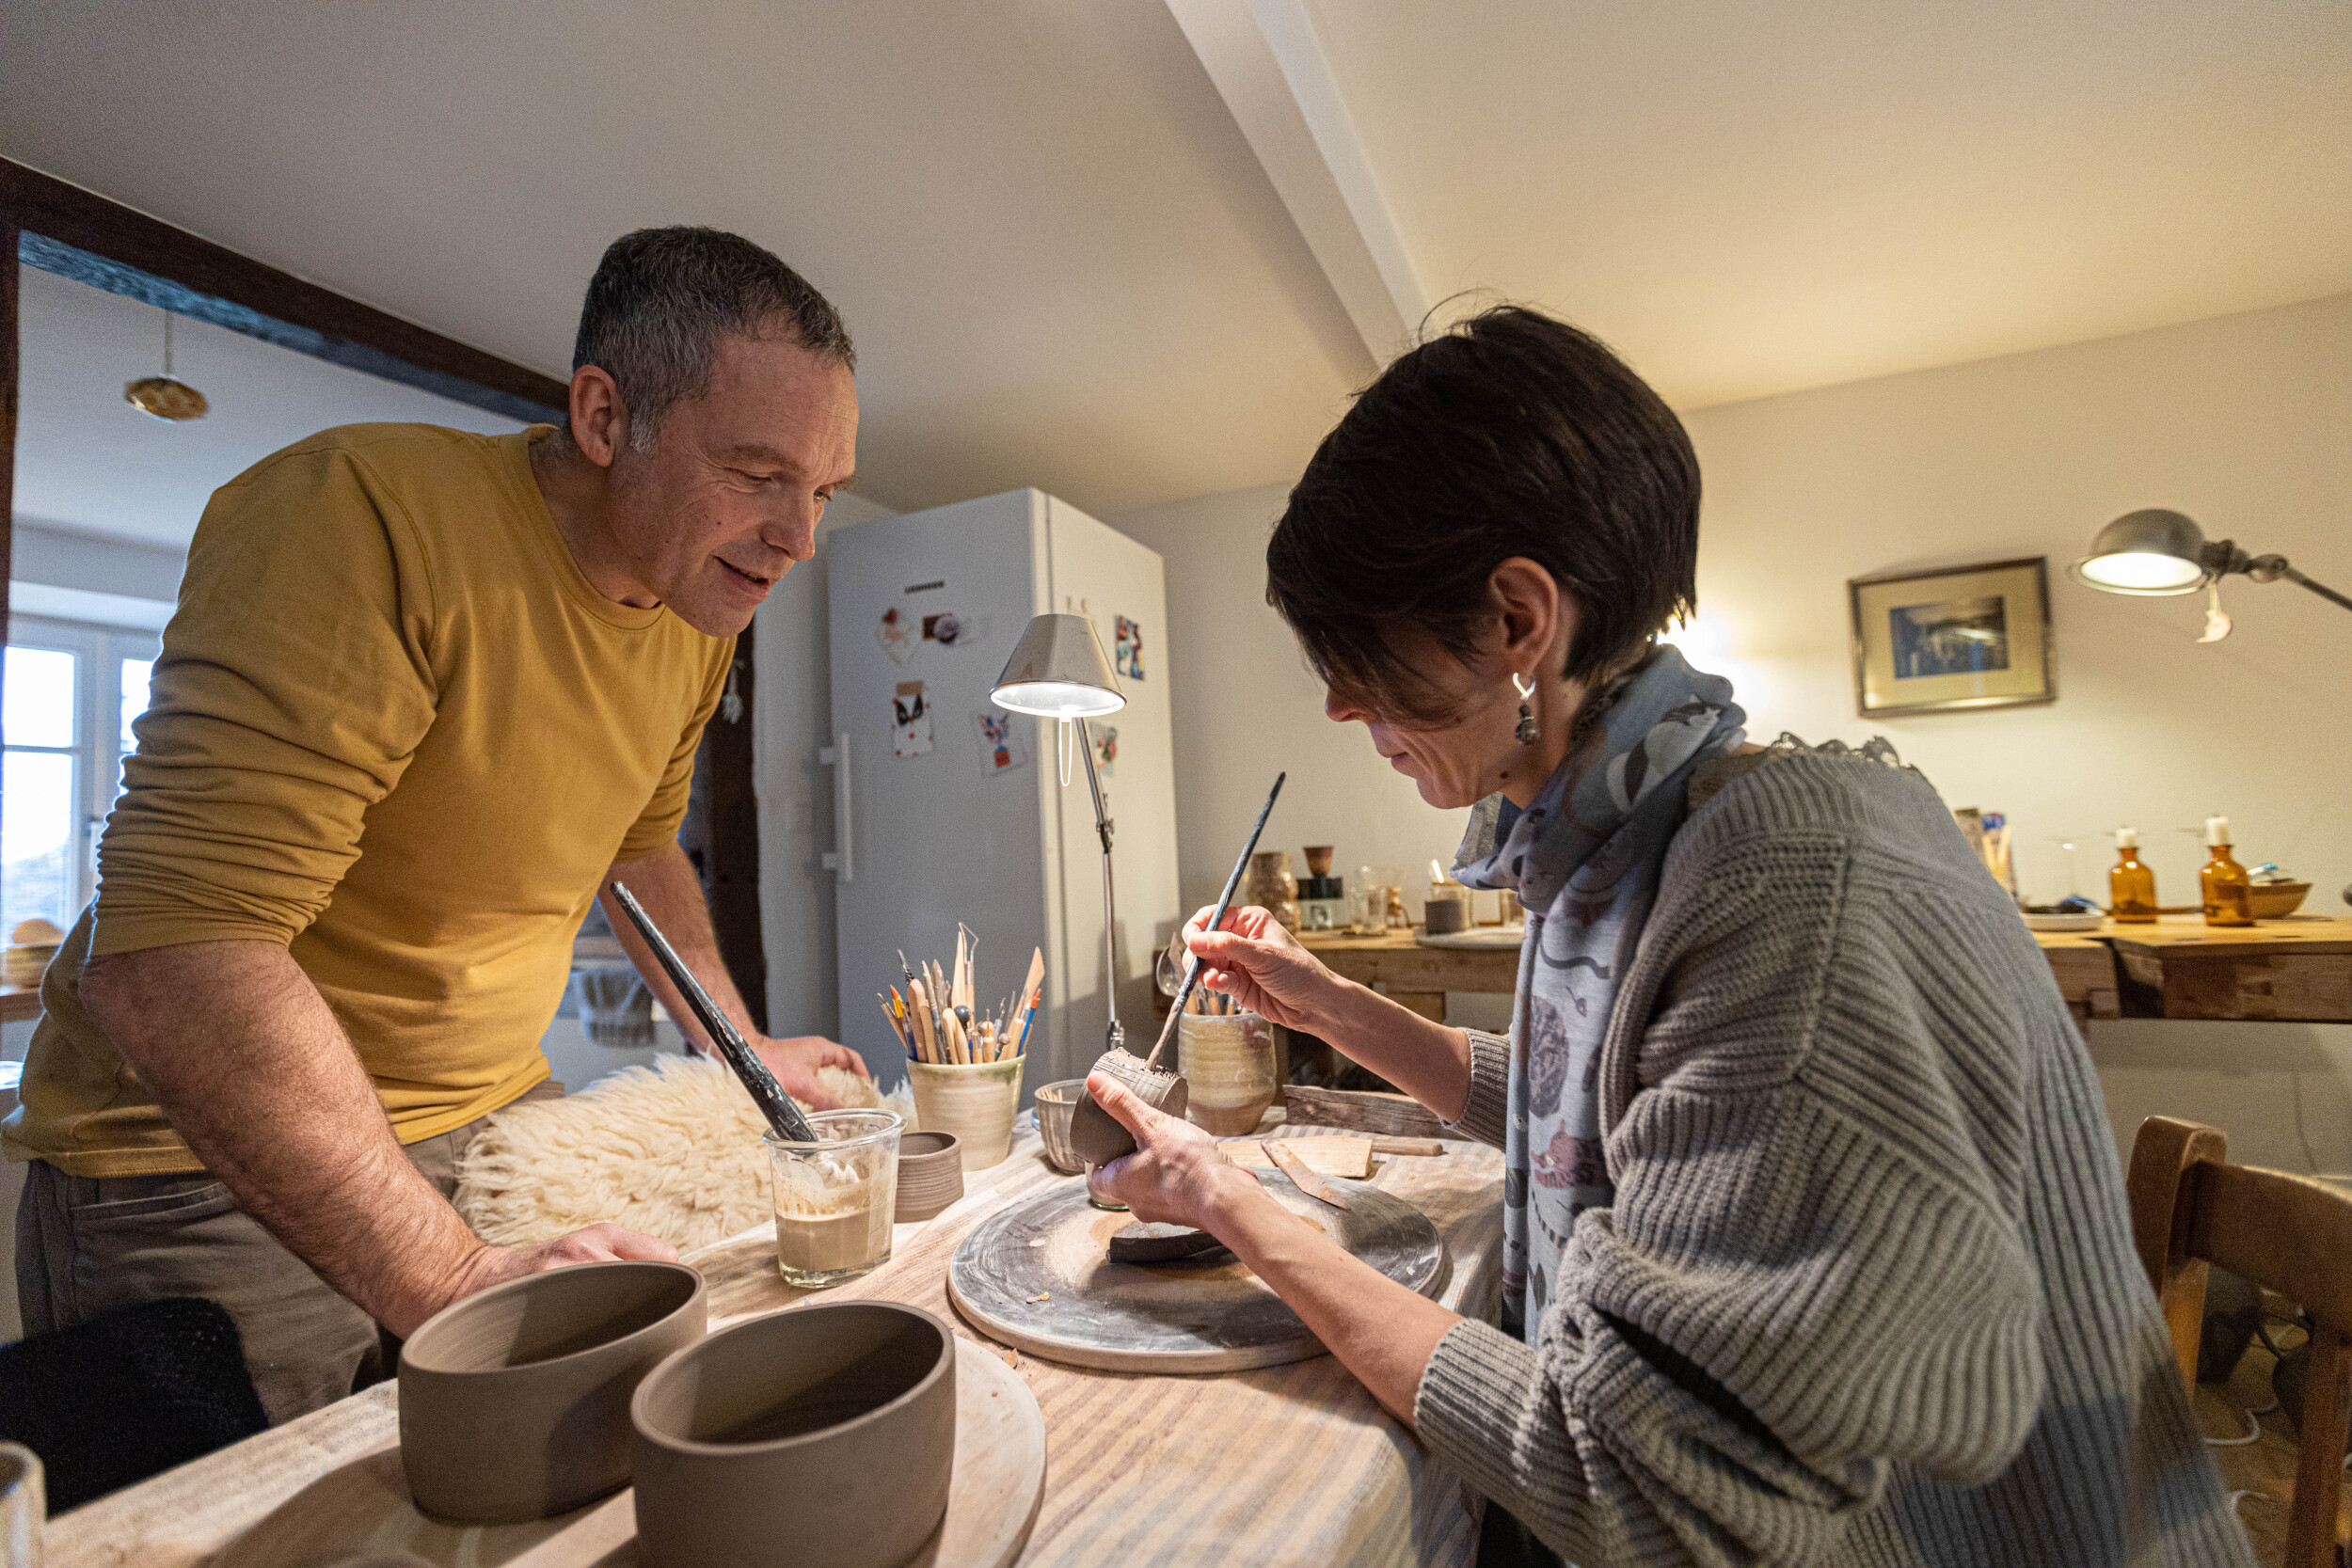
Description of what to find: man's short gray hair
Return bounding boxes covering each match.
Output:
[568,227,854,452]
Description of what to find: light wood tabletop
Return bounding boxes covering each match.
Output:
[47,1118,1505,1568]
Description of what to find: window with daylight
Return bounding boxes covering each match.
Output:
[3,618,163,938]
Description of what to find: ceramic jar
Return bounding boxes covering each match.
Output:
[1244,850,1299,932]
[1178,1010,1279,1135]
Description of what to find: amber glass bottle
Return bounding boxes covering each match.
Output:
[2109,828,2157,923]
[2199,816,2254,927]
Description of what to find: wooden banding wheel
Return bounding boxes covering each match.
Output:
[946,1170,1444,1372]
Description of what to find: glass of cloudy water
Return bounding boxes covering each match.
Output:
[765,1111,902,1290]
[0,1442,40,1568]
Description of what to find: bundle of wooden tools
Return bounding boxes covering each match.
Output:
[879,926,1042,1066]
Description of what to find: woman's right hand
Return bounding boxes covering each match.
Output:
[1172,905,1348,1035]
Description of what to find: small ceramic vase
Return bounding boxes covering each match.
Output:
[1245,850,1299,932]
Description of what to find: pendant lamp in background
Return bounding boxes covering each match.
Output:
[124,308,208,422]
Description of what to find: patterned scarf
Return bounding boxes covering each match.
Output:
[1453,645,1745,1340]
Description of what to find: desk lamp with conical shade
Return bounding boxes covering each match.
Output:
[992,614,1128,1053]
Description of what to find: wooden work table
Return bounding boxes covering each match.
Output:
[1298,914,2352,1028]
[47,1117,1505,1568]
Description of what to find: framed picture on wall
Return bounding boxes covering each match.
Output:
[1847,557,2055,718]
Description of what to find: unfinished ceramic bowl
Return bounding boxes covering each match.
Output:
[1068,1048,1189,1168]
[1032,1079,1087,1173]
[631,1301,957,1568]
[895,1130,965,1223]
[398,1259,706,1524]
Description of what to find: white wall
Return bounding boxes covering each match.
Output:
[755,491,899,1042]
[1113,294,2352,919]
[1107,484,1473,923]
[1681,291,2351,907]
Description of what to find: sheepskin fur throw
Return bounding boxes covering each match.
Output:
[454,1053,888,1251]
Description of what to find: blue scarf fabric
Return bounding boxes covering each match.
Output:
[1453,646,1745,1340]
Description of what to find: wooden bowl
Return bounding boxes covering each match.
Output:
[630,1301,957,1568]
[1032,1080,1088,1173]
[2249,881,2311,919]
[398,1260,705,1524]
[895,1130,965,1223]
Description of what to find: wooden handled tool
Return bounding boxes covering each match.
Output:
[611,882,818,1143]
[1145,769,1285,1069]
[1263,1139,1350,1210]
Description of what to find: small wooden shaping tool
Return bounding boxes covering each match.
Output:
[1262,1139,1350,1210]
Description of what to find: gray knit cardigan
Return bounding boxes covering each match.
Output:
[1414,752,2253,1566]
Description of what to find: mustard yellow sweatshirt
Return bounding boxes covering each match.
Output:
[5,424,729,1177]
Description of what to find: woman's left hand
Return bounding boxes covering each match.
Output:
[1084,1070,1253,1230]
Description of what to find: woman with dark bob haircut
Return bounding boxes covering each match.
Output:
[1085,308,2250,1567]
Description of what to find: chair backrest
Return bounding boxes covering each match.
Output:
[0,1296,267,1512]
[2127,1116,2352,1568]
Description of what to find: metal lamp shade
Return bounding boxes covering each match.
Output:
[2070,508,2210,595]
[992,613,1125,718]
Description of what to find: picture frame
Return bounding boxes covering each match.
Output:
[1847,556,2055,718]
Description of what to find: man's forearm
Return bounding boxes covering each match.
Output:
[599,843,753,1054]
[80,940,485,1336]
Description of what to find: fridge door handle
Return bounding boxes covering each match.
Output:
[819,733,853,881]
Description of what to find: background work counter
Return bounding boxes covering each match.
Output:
[47,1120,1506,1568]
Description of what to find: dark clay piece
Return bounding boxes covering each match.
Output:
[1107,1222,1232,1265]
[1069,1049,1188,1167]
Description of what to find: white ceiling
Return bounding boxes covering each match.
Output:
[4,1,2345,518]
[12,264,523,549]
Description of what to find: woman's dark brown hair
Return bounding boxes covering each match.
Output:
[1265,306,1698,726]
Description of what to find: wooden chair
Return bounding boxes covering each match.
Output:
[2128,1116,2352,1568]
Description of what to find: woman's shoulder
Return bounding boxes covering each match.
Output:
[1677,736,1965,869]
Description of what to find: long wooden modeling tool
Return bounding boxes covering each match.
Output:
[1144,770,1285,1069]
[610,882,818,1143]
[1263,1139,1350,1210]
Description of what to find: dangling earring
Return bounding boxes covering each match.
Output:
[1511,672,1538,744]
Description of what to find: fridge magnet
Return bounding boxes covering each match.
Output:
[921,611,962,647]
[892,680,934,758]
[1114,616,1145,680]
[1847,557,2054,718]
[878,605,916,664]
[972,711,1029,776]
[1092,724,1119,778]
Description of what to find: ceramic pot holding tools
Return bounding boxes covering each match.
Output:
[909,1056,1024,1171]
[1178,1010,1279,1134]
[398,1259,706,1524]
[630,1301,958,1568]
[894,1130,965,1222]
[1243,850,1299,932]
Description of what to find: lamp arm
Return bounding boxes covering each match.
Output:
[2268,561,2352,614]
[2227,545,2352,614]
[1077,720,1122,1051]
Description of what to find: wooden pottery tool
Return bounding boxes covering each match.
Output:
[1105,1222,1232,1265]
[947,1168,1441,1372]
[1263,1140,1350,1209]
[1067,1047,1189,1168]
[1143,770,1286,1070]
[611,883,817,1143]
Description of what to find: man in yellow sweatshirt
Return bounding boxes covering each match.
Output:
[5,228,867,1422]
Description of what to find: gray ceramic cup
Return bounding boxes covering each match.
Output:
[630,1301,957,1568]
[398,1259,706,1524]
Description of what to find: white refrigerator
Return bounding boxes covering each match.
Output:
[824,489,1178,1099]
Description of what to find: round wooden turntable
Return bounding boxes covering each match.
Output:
[946,1170,1444,1372]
